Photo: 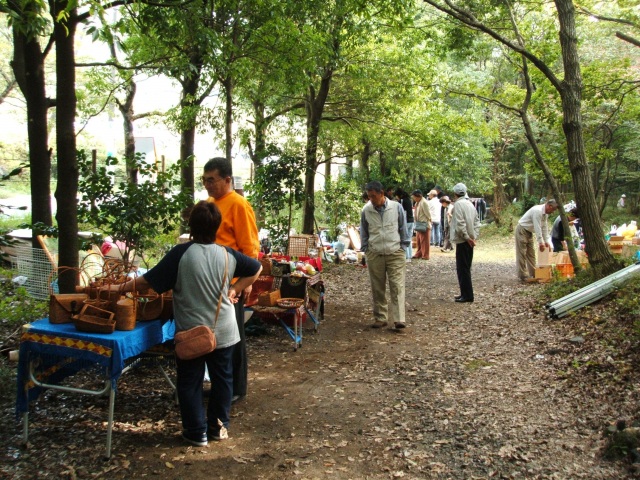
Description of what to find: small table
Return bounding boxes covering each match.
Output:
[246,273,324,350]
[16,318,175,458]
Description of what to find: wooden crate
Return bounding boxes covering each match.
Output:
[534,266,553,282]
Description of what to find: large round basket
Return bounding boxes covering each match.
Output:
[277,298,304,309]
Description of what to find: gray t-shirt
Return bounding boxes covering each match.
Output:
[144,242,261,349]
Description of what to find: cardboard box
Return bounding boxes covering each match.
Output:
[257,289,281,306]
[534,266,553,282]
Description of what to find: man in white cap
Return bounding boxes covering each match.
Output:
[617,194,626,209]
[516,198,558,281]
[450,183,480,303]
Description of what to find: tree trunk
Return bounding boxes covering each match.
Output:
[52,1,79,292]
[554,0,619,275]
[119,81,138,184]
[223,76,234,167]
[345,154,353,180]
[11,28,53,231]
[302,71,333,234]
[361,139,371,182]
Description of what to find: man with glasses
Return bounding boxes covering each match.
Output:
[203,157,260,403]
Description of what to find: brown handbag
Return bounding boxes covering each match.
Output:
[49,293,88,324]
[174,250,228,360]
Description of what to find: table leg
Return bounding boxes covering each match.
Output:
[105,380,115,459]
[22,412,29,445]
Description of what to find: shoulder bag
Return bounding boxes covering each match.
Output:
[414,221,428,233]
[174,250,228,360]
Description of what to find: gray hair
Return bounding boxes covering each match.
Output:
[364,181,384,193]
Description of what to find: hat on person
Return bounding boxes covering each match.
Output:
[428,189,438,197]
[440,196,451,203]
[453,183,467,196]
[411,189,423,196]
[622,194,626,198]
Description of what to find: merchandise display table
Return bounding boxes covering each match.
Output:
[16,318,175,458]
[246,273,324,350]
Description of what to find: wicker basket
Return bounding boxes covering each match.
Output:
[49,293,88,324]
[136,290,164,321]
[115,297,137,331]
[73,304,116,333]
[287,235,315,258]
[277,297,304,309]
[257,289,281,306]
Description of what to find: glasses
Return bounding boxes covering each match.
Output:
[201,175,226,186]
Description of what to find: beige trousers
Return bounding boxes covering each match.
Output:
[366,248,406,324]
[515,224,536,280]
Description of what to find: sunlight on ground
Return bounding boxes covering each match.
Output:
[474,235,515,263]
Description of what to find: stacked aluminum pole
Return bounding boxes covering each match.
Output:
[545,261,640,319]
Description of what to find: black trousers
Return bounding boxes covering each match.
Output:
[455,241,474,300]
[232,296,247,397]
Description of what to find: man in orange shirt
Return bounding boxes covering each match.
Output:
[204,158,260,402]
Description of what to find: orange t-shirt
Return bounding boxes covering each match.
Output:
[207,191,260,259]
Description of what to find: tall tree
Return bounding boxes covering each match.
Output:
[422,0,619,275]
[5,2,54,230]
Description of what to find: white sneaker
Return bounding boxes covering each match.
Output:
[406,259,411,263]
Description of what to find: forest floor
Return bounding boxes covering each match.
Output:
[1,237,639,479]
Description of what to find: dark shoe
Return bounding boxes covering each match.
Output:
[371,321,388,329]
[231,394,245,404]
[455,297,474,303]
[182,431,208,447]
[394,322,406,329]
[454,295,463,300]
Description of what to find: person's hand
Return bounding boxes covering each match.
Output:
[243,285,252,298]
[228,286,239,304]
[467,238,476,247]
[539,243,547,252]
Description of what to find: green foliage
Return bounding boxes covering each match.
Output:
[245,146,305,252]
[77,150,192,269]
[0,268,48,327]
[317,176,363,239]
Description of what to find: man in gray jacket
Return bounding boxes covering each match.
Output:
[360,181,410,329]
[450,183,480,303]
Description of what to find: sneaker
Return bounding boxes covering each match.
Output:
[371,321,388,329]
[182,431,208,447]
[394,322,406,329]
[406,259,411,263]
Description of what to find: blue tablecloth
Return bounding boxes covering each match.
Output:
[16,318,175,418]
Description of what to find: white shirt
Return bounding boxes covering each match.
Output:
[518,204,549,245]
[427,197,441,223]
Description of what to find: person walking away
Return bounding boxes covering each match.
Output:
[515,199,558,281]
[450,184,480,303]
[411,190,432,259]
[110,201,262,446]
[551,208,579,252]
[360,181,410,330]
[395,188,414,262]
[204,157,260,403]
[440,196,454,251]
[617,194,626,208]
[427,190,441,246]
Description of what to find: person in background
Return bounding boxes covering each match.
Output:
[111,201,262,446]
[450,183,480,303]
[516,198,558,282]
[440,196,454,252]
[360,181,410,330]
[204,157,260,403]
[427,190,441,247]
[384,186,395,200]
[617,194,626,208]
[551,209,579,252]
[411,190,432,260]
[395,188,414,262]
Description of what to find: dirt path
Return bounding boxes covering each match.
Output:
[1,244,636,478]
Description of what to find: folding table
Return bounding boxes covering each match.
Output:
[16,318,175,458]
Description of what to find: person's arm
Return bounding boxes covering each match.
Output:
[229,267,262,303]
[454,203,469,242]
[109,275,151,293]
[233,201,260,259]
[397,203,410,247]
[360,209,369,252]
